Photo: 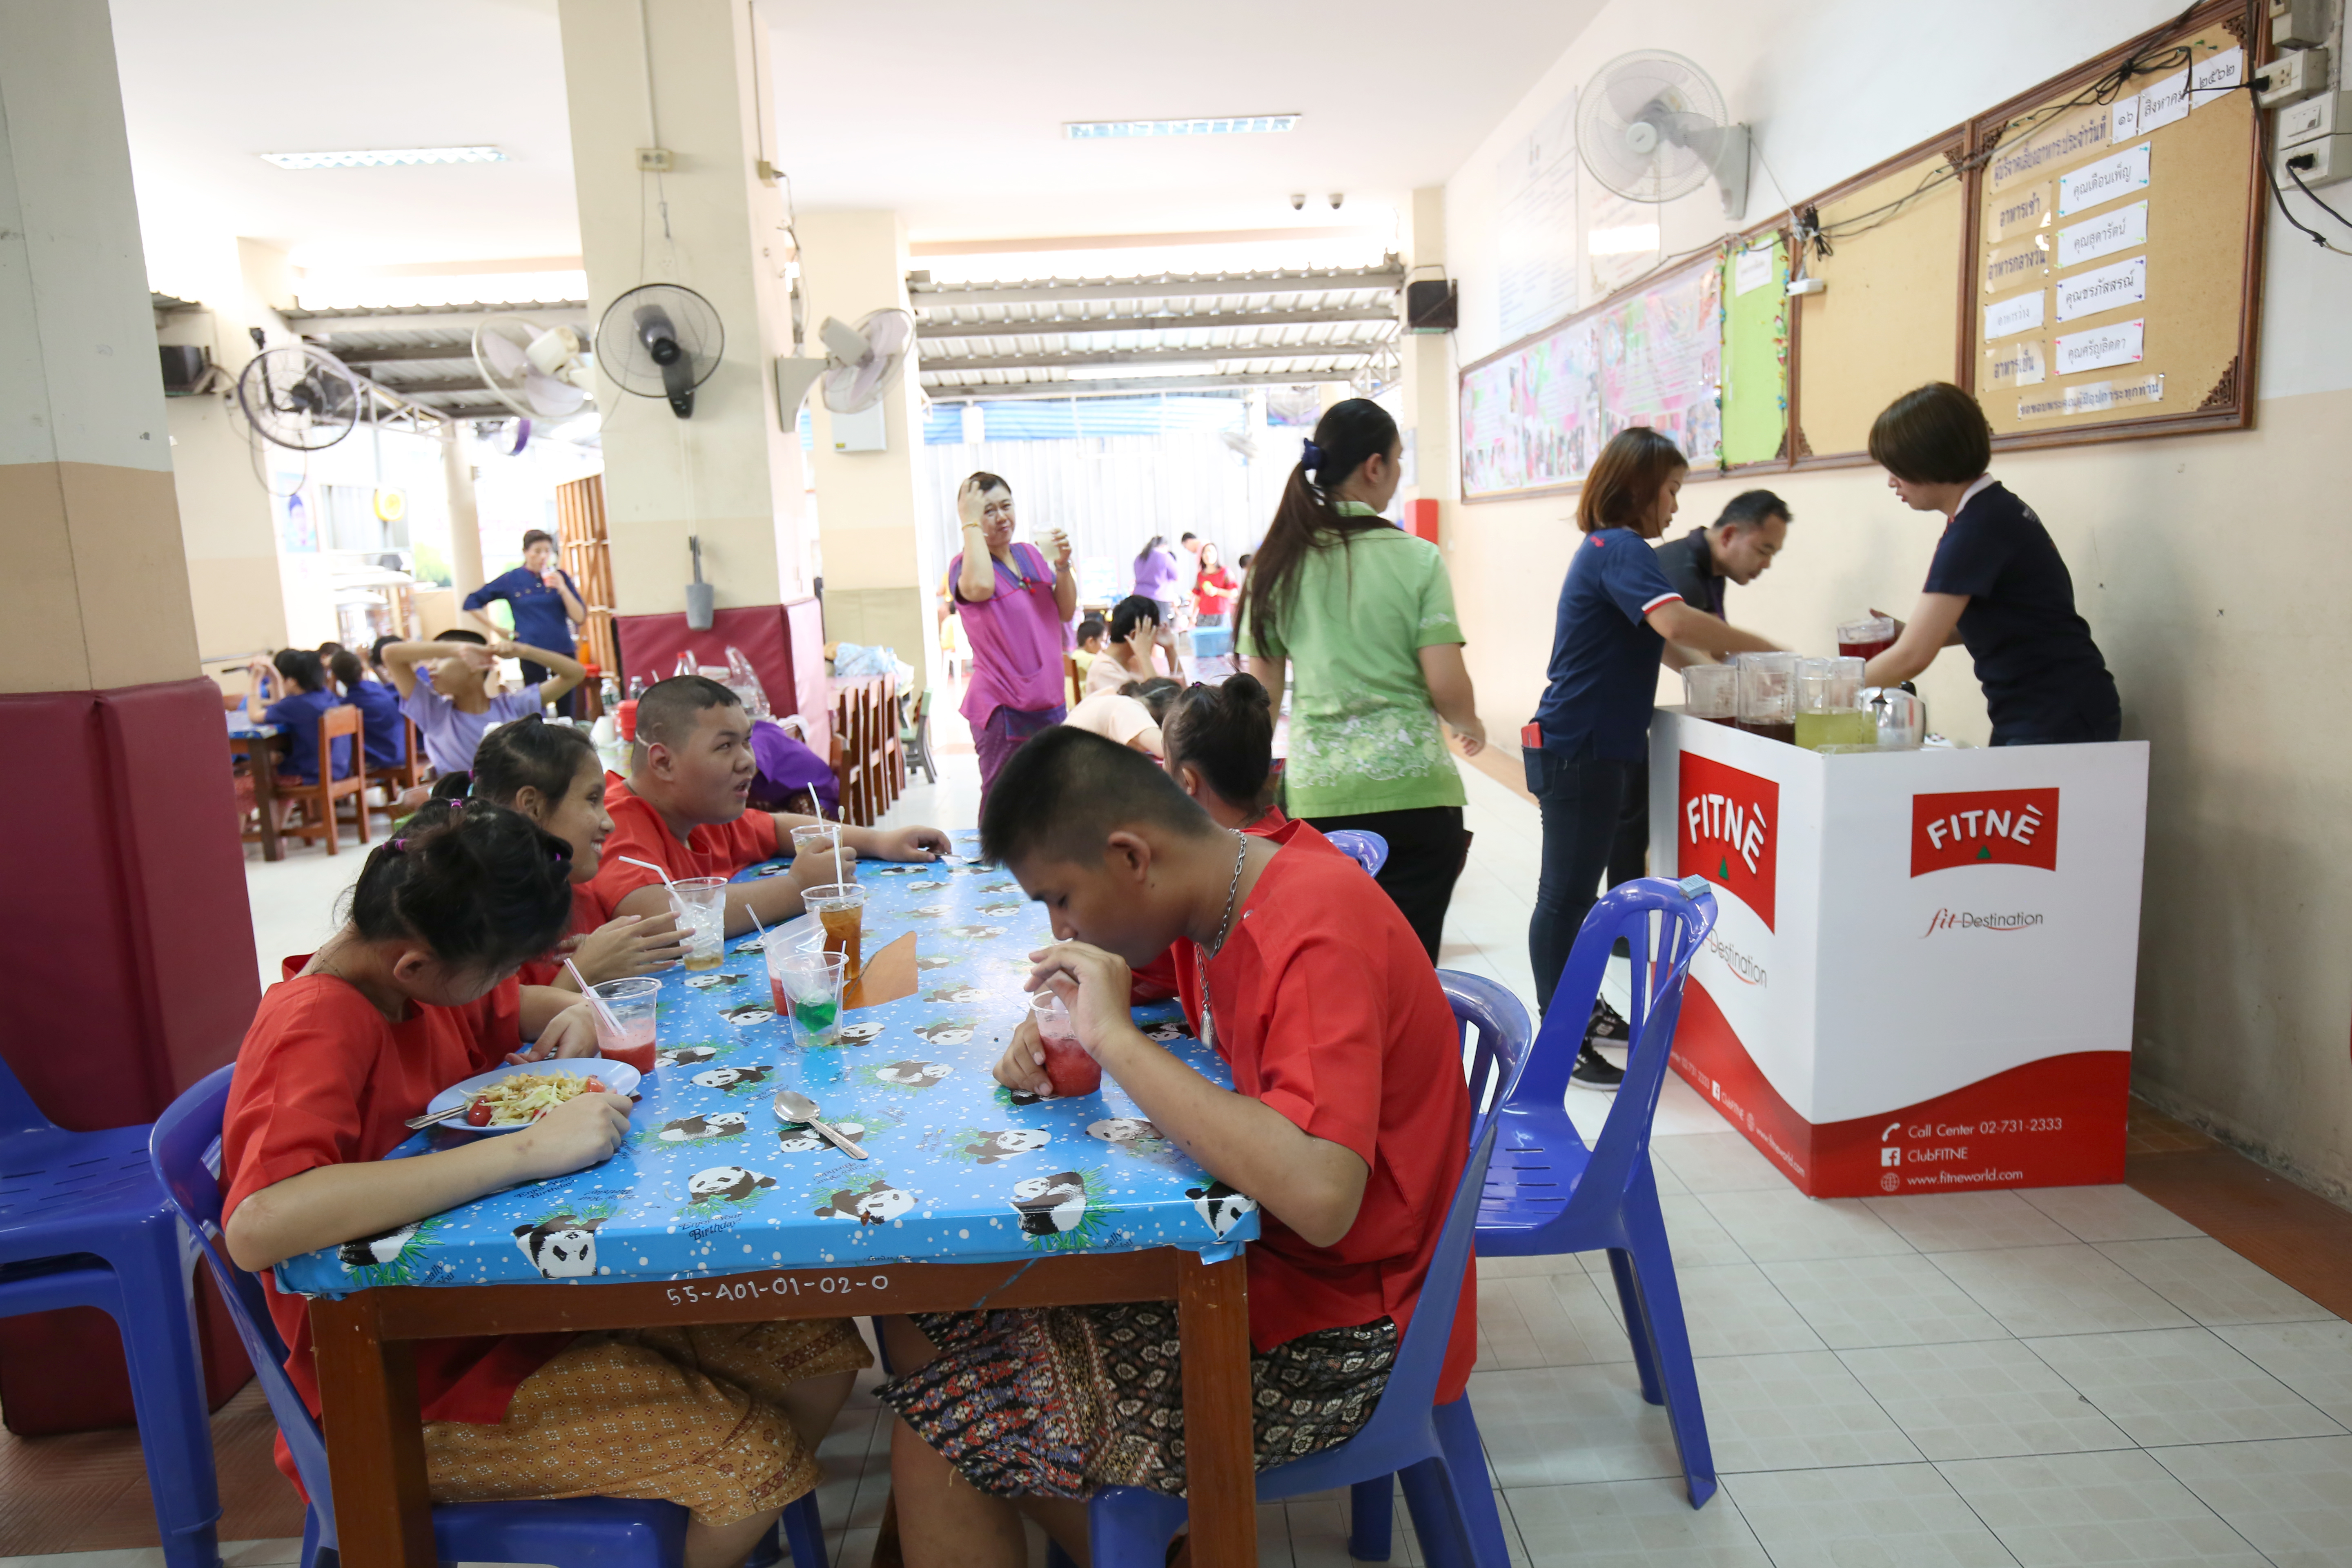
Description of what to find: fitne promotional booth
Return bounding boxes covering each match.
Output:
[1648,709,2150,1198]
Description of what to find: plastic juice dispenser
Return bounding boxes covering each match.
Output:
[1796,657,1875,750]
[1735,652,1797,744]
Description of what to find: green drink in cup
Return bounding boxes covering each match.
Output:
[772,950,848,1048]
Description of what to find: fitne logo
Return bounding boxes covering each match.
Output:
[1911,788,2058,876]
[1921,908,2047,938]
[1677,752,1779,930]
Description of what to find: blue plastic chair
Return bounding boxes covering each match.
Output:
[1476,873,1722,1508]
[1079,970,1532,1568]
[0,1055,220,1568]
[148,1066,823,1568]
[1322,829,1391,878]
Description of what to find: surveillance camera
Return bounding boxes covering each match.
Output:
[1289,193,1305,211]
[1328,192,1344,209]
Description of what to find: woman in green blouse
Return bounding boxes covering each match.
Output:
[1240,398,1487,960]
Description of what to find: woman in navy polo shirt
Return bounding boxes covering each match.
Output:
[1862,383,2120,745]
[1527,428,1778,1087]
[463,528,588,716]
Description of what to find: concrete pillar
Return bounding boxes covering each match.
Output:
[443,425,486,598]
[0,0,199,692]
[796,209,935,692]
[556,0,808,618]
[1399,186,1458,547]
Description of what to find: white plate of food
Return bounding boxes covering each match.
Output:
[425,1060,642,1134]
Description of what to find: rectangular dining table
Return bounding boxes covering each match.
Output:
[279,833,1265,1567]
[226,714,283,861]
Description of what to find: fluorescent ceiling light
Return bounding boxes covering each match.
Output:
[1064,116,1298,140]
[1067,360,1222,379]
[260,146,507,170]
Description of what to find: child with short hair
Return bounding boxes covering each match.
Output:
[221,800,866,1568]
[875,730,1472,1567]
[1069,617,1108,682]
[329,648,408,773]
[244,648,353,786]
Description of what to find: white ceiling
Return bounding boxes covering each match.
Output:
[111,0,1608,275]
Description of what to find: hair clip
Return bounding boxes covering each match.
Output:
[389,838,408,853]
[1300,438,1325,471]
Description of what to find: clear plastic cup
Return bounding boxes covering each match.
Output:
[1681,663,1738,724]
[590,977,661,1073]
[772,950,848,1049]
[801,882,866,981]
[1030,991,1100,1097]
[669,876,728,971]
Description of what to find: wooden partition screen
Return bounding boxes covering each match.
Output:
[555,474,617,679]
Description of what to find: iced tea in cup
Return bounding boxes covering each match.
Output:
[590,976,661,1074]
[801,883,866,981]
[1030,990,1101,1098]
[773,951,848,1049]
[669,876,728,971]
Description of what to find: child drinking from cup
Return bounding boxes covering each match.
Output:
[221,799,868,1568]
[873,730,1471,1567]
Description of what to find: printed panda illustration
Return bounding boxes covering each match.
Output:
[685,970,747,990]
[982,880,1019,893]
[657,1111,750,1141]
[779,1122,867,1154]
[338,1221,420,1270]
[914,954,957,971]
[837,1020,886,1045]
[943,924,1008,940]
[1143,1020,1191,1043]
[905,879,950,892]
[512,1214,604,1278]
[909,1023,973,1049]
[924,985,985,1005]
[964,1129,1050,1164]
[718,1002,777,1027]
[874,1058,953,1086]
[907,904,953,919]
[687,1165,778,1205]
[1009,1172,1089,1236]
[975,901,1023,917]
[693,1064,776,1091]
[1188,1180,1258,1238]
[656,1045,721,1069]
[1088,1117,1161,1145]
[815,1178,915,1224]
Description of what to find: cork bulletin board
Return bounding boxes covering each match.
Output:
[1968,0,2263,444]
[1790,135,1971,462]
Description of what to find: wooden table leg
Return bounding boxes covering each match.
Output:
[311,1294,435,1568]
[1176,1252,1254,1568]
[239,740,283,862]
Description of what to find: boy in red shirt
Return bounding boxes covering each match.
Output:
[875,728,1472,1566]
[588,675,953,933]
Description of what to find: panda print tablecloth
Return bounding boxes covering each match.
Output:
[277,831,1261,1297]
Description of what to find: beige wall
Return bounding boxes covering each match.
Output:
[1442,0,2352,1199]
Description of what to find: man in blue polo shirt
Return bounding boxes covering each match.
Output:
[464,529,588,716]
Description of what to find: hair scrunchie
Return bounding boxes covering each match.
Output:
[1300,438,1325,473]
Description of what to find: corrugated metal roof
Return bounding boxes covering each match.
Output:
[290,300,592,422]
[911,262,1401,399]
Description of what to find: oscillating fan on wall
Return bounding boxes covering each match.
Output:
[817,309,915,413]
[473,316,593,421]
[595,283,724,417]
[236,338,363,450]
[1577,50,1750,218]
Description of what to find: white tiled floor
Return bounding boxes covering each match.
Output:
[56,751,2348,1568]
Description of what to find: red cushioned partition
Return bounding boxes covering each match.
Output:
[0,679,259,1432]
[613,598,831,753]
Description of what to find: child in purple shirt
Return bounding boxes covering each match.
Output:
[379,630,584,775]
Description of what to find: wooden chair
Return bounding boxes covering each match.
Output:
[371,716,430,816]
[831,686,870,827]
[1066,654,1085,708]
[270,706,370,856]
[882,686,909,797]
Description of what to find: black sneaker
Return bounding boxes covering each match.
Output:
[1585,999,1632,1049]
[1571,1045,1625,1090]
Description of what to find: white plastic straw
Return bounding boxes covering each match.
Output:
[618,854,677,892]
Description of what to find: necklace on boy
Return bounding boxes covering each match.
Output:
[1191,831,1249,1053]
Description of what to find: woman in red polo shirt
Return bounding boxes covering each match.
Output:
[873,731,1471,1566]
[220,801,867,1568]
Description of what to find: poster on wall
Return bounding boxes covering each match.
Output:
[1459,253,1722,499]
[1494,92,1581,343]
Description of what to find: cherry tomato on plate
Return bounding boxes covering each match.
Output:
[464,1098,491,1127]
[584,1077,605,1094]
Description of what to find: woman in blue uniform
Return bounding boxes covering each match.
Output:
[463,528,588,716]
[1526,428,1778,1087]
[1862,384,2120,745]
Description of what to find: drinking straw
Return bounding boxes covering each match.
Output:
[618,854,677,892]
[747,904,768,947]
[564,957,624,1033]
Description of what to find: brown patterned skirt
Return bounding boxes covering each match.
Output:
[424,1318,871,1527]
[877,1303,1396,1499]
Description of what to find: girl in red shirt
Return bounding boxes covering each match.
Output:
[875,729,1470,1567]
[449,717,688,989]
[1160,671,1285,833]
[1192,541,1238,626]
[221,801,867,1568]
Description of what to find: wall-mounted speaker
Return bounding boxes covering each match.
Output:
[1405,279,1458,334]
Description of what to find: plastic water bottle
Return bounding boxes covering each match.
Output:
[726,645,771,718]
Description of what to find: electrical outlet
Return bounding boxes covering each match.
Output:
[635,148,674,172]
[2255,47,2330,107]
[2279,89,2351,145]
[2271,0,2335,50]
[2280,138,2349,189]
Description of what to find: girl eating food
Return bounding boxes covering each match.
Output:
[220,799,867,1568]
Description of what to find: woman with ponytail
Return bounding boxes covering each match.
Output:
[1237,398,1486,961]
[220,800,864,1567]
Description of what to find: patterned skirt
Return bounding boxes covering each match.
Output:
[876,1303,1396,1499]
[424,1318,871,1527]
